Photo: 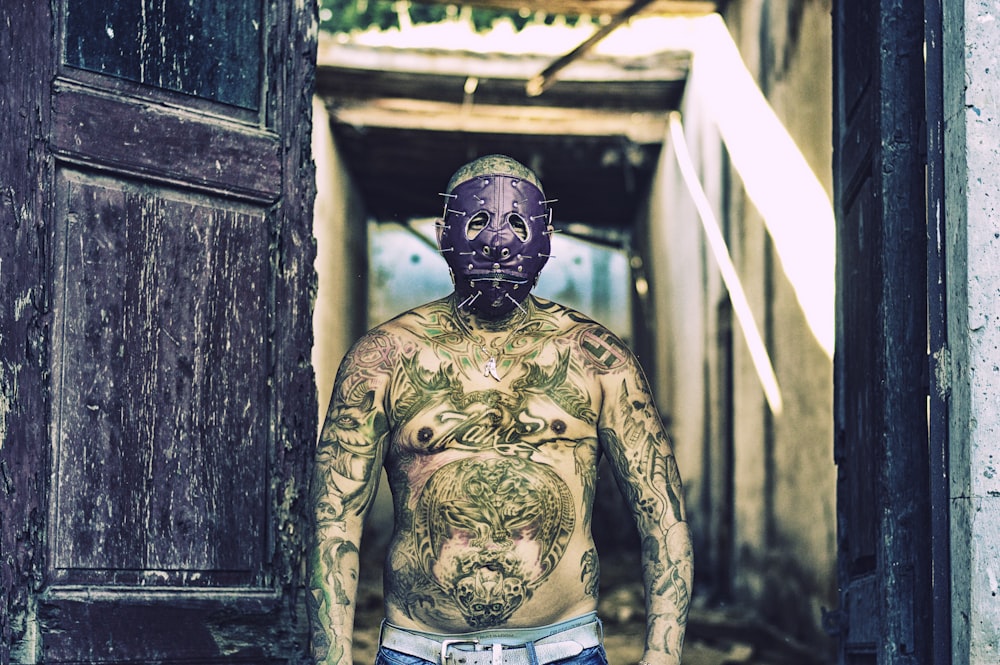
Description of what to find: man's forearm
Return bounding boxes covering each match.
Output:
[309,523,362,665]
[641,521,693,665]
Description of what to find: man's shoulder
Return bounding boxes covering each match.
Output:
[341,300,448,376]
[532,298,636,373]
[533,297,616,337]
[364,297,450,340]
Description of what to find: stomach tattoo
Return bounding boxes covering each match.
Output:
[412,456,575,627]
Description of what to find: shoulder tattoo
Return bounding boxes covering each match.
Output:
[338,329,399,400]
[576,326,630,371]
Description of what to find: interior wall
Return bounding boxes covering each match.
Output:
[312,97,370,422]
[641,0,836,649]
[643,76,727,600]
[312,97,400,561]
[942,0,1000,659]
[723,0,836,647]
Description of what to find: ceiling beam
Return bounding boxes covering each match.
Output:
[410,0,716,17]
[331,98,668,142]
[527,0,658,96]
[316,41,690,112]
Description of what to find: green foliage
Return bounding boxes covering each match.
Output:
[318,0,398,33]
[318,0,579,35]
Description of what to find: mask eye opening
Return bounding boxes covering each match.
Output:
[465,211,490,240]
[507,213,528,241]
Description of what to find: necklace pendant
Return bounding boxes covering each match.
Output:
[483,356,501,381]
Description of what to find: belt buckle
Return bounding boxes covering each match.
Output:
[440,638,480,665]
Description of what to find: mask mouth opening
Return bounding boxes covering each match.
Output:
[469,271,529,285]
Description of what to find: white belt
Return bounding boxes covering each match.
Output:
[379,620,603,665]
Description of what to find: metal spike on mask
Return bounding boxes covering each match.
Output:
[439,192,457,218]
[458,291,482,310]
[505,293,529,316]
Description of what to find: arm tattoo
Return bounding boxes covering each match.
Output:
[315,332,394,518]
[644,523,693,658]
[642,527,691,607]
[599,361,691,664]
[580,548,600,599]
[309,331,394,664]
[308,538,359,663]
[600,380,684,529]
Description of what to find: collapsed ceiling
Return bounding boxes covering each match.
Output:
[316,1,712,231]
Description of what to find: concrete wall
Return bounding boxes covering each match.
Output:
[943,0,1000,661]
[643,74,726,598]
[311,98,397,559]
[723,0,836,645]
[640,1,836,647]
[312,97,370,422]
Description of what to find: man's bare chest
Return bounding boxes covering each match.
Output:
[386,352,599,459]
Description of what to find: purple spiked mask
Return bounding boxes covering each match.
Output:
[439,174,553,319]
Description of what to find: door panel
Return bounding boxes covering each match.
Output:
[833,5,880,655]
[31,0,317,662]
[62,0,264,111]
[832,0,931,663]
[40,593,287,663]
[49,170,270,588]
[838,176,878,577]
[50,84,282,201]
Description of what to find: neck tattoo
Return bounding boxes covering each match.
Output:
[450,296,529,382]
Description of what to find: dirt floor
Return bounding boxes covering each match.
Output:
[350,556,830,665]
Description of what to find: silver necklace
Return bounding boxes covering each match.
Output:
[450,298,529,382]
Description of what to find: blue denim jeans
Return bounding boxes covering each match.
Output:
[375,644,610,665]
[375,613,607,665]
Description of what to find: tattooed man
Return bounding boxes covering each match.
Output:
[309,155,692,665]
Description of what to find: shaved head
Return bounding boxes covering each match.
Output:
[446,154,543,195]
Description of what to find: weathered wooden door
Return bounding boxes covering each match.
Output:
[2,1,316,663]
[831,0,935,663]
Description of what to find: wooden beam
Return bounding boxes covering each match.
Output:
[316,41,690,113]
[316,39,691,85]
[528,0,659,96]
[330,98,668,142]
[410,0,716,17]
